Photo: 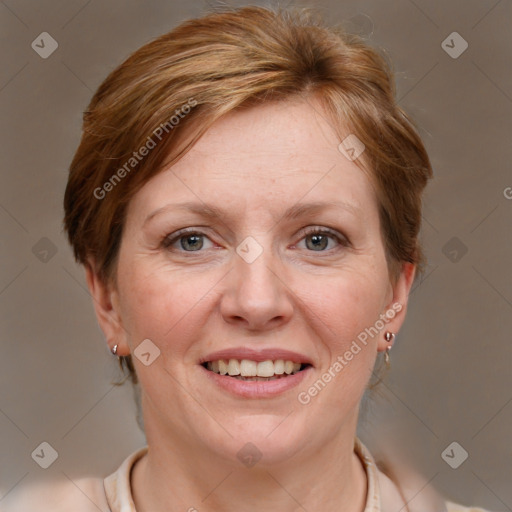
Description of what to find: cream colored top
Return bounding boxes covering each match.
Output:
[1,439,493,512]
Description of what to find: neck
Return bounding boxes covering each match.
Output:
[131,421,368,512]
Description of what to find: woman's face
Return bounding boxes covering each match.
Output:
[88,97,414,465]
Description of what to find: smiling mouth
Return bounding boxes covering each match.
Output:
[202,359,311,381]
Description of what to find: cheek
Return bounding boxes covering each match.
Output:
[117,261,219,358]
[292,265,388,408]
[299,266,388,349]
[296,275,383,410]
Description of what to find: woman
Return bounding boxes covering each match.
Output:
[4,5,493,512]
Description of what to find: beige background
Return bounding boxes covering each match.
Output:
[0,0,511,510]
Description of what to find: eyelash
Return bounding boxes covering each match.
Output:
[161,226,350,253]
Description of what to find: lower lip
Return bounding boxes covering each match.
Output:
[199,365,312,398]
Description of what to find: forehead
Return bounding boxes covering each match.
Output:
[129,97,377,220]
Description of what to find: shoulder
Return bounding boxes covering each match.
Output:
[445,501,495,512]
[356,440,495,512]
[0,476,109,512]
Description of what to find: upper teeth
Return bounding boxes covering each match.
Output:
[207,359,302,377]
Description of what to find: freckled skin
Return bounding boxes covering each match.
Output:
[86,97,416,510]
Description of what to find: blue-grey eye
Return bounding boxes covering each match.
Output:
[163,231,214,252]
[298,228,345,252]
[305,233,330,251]
[179,234,204,251]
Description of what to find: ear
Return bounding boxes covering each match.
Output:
[377,262,416,353]
[84,259,129,356]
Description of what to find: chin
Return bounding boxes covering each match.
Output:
[206,413,313,467]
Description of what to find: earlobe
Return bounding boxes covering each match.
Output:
[85,260,129,355]
[378,262,417,352]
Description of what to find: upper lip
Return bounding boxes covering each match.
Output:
[200,347,313,366]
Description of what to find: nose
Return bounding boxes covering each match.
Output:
[219,246,294,331]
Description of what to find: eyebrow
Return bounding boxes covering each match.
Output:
[143,200,361,227]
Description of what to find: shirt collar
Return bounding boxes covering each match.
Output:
[104,437,381,512]
[104,445,147,512]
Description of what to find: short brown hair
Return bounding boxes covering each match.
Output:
[64,5,433,384]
